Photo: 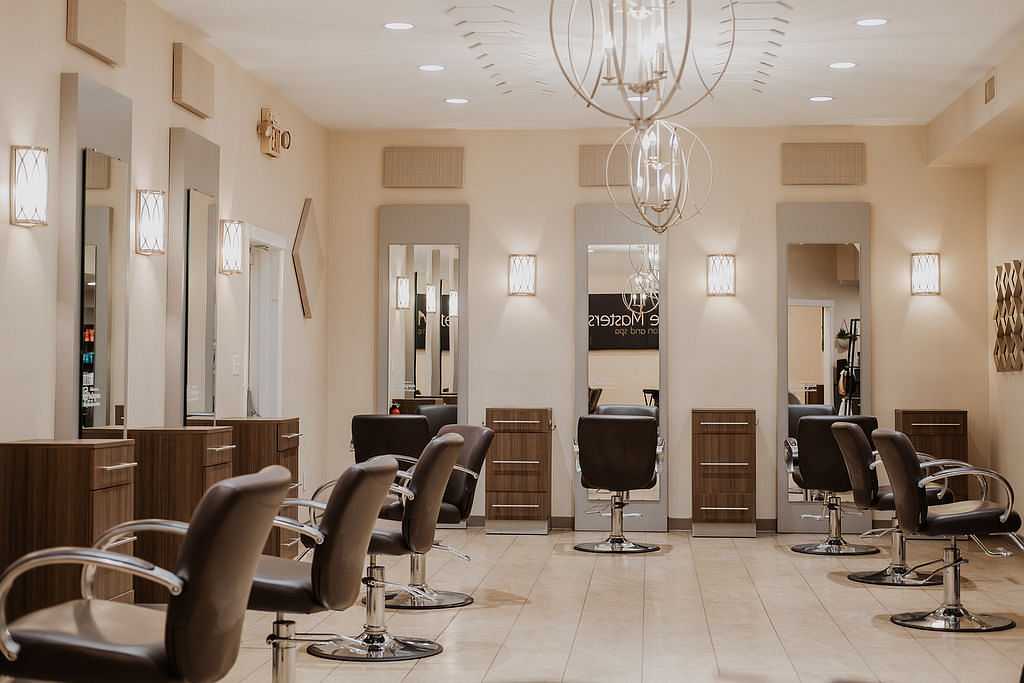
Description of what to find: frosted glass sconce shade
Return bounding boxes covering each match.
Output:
[707,254,736,296]
[10,146,48,227]
[135,189,166,254]
[219,219,244,275]
[911,253,941,295]
[449,290,458,316]
[395,276,411,309]
[425,284,438,313]
[508,254,537,296]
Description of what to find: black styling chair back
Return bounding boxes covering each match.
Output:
[166,467,292,683]
[312,457,400,609]
[831,421,881,509]
[351,414,431,468]
[794,415,877,493]
[788,404,834,439]
[577,415,658,492]
[416,404,458,437]
[437,424,494,522]
[873,430,931,534]
[595,404,658,420]
[402,433,464,554]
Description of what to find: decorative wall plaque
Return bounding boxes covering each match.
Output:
[994,260,1024,372]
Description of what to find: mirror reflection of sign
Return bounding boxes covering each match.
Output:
[415,292,452,351]
[588,293,659,350]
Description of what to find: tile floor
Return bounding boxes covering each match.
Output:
[224,529,1024,683]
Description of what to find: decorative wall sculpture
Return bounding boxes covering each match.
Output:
[994,260,1024,372]
[257,108,292,158]
[292,198,322,319]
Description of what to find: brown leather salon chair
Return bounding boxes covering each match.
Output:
[351,414,431,468]
[307,432,462,662]
[876,429,1024,632]
[832,421,953,586]
[415,403,458,437]
[0,466,291,683]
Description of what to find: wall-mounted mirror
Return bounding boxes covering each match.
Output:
[78,149,131,432]
[378,206,469,422]
[184,190,217,419]
[575,204,668,533]
[777,203,871,532]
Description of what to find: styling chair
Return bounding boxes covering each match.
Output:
[875,429,1024,632]
[307,432,462,662]
[786,414,880,555]
[0,466,291,683]
[574,415,661,554]
[831,422,954,586]
[376,424,493,609]
[594,404,658,420]
[415,404,458,437]
[351,414,431,467]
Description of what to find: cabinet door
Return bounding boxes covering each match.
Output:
[91,484,134,600]
[203,462,233,490]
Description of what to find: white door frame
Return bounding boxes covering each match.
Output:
[248,226,287,417]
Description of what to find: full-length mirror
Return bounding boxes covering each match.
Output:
[378,205,470,423]
[185,189,217,418]
[777,202,871,533]
[78,149,131,432]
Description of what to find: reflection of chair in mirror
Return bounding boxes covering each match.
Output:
[588,387,603,414]
[351,414,431,467]
[0,467,291,682]
[875,429,1024,632]
[832,422,953,586]
[574,415,660,554]
[786,414,880,555]
[595,404,657,420]
[786,405,833,501]
[415,403,458,437]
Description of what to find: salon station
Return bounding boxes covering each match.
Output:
[3,2,1024,682]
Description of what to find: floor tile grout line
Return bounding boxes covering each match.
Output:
[639,551,648,683]
[689,534,724,679]
[557,540,600,683]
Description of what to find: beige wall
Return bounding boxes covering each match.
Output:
[327,125,991,521]
[986,147,1024,499]
[0,1,330,490]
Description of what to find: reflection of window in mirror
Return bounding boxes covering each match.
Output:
[79,150,129,431]
[586,244,660,412]
[787,243,861,415]
[185,189,218,418]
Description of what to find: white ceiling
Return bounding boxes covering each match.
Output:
[155,0,1024,130]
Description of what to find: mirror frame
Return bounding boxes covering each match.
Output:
[574,203,669,533]
[377,204,470,424]
[166,127,220,426]
[776,202,872,533]
[56,73,133,438]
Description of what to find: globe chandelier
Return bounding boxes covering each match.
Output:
[621,244,660,315]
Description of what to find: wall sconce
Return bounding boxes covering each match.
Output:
[425,284,438,313]
[395,276,411,310]
[911,253,941,295]
[219,219,244,275]
[449,289,458,317]
[707,254,736,296]
[134,189,166,254]
[10,146,48,227]
[508,254,537,296]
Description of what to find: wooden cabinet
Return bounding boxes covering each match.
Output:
[192,417,302,558]
[895,410,969,500]
[485,408,552,534]
[0,439,136,619]
[84,426,235,603]
[692,410,756,537]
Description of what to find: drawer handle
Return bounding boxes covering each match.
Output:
[492,419,541,424]
[492,504,541,509]
[910,423,960,427]
[699,462,748,467]
[288,482,302,491]
[493,460,541,465]
[700,422,749,426]
[281,432,304,439]
[207,445,237,453]
[281,537,302,548]
[700,506,749,511]
[97,462,138,472]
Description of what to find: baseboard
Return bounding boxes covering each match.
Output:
[467,515,574,530]
[468,516,779,533]
[668,517,692,530]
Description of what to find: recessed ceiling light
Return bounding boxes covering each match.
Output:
[419,64,445,72]
[809,96,834,102]
[384,22,414,30]
[829,61,857,70]
[856,18,888,27]
[445,97,470,105]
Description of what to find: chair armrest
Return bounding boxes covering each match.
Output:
[2,547,183,661]
[83,519,189,598]
[393,455,419,467]
[453,464,478,480]
[918,459,988,499]
[283,497,328,512]
[272,516,325,546]
[920,466,1013,522]
[394,470,413,482]
[572,441,581,474]
[389,484,415,501]
[393,453,475,479]
[784,438,799,474]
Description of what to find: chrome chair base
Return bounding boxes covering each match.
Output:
[307,632,443,662]
[891,606,1016,633]
[848,566,942,587]
[574,537,660,554]
[385,586,473,610]
[791,539,879,556]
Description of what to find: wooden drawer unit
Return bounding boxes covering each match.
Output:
[0,439,136,620]
[85,426,236,603]
[485,408,552,534]
[895,410,969,500]
[692,410,757,537]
